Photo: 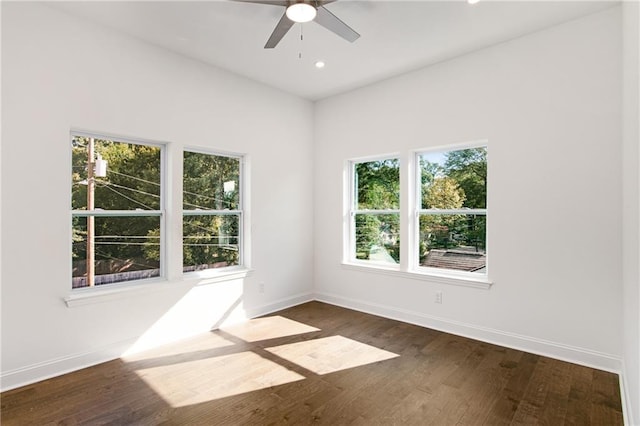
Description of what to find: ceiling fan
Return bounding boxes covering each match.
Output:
[233,0,360,49]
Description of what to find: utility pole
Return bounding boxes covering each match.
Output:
[87,138,95,287]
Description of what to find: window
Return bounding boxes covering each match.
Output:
[344,144,489,285]
[348,157,400,265]
[416,145,487,275]
[71,134,164,288]
[183,150,243,273]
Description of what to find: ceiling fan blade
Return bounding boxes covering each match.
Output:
[231,0,288,6]
[265,12,295,48]
[315,6,360,43]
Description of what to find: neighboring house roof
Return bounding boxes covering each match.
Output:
[423,248,486,272]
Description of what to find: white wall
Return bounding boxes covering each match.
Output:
[0,3,314,390]
[1,3,634,417]
[314,7,623,371]
[623,1,640,424]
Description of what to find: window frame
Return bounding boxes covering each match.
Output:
[413,141,488,279]
[70,130,167,290]
[343,143,491,289]
[182,148,245,278]
[346,155,401,269]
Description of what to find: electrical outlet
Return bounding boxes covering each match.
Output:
[435,291,443,304]
[259,282,265,294]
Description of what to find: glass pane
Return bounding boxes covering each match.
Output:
[183,152,240,211]
[72,216,161,288]
[183,214,240,272]
[419,147,487,209]
[72,136,161,210]
[354,213,399,264]
[419,214,486,273]
[355,159,399,210]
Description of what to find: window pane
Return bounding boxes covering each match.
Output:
[419,214,486,273]
[72,137,161,211]
[72,216,161,288]
[183,152,240,211]
[183,214,240,271]
[355,159,400,210]
[420,147,487,209]
[355,213,399,264]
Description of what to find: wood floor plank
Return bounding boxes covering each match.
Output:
[454,343,516,425]
[0,302,624,425]
[537,358,573,425]
[564,363,594,426]
[511,356,555,424]
[590,369,624,426]
[483,350,535,425]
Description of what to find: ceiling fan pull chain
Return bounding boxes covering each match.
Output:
[299,25,304,59]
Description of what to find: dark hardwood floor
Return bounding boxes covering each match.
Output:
[1,302,624,425]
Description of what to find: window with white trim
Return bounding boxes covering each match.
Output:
[71,134,164,288]
[183,150,243,272]
[349,157,400,265]
[416,145,487,275]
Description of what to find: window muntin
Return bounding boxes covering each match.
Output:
[183,151,242,272]
[350,158,400,265]
[71,135,164,288]
[417,146,487,275]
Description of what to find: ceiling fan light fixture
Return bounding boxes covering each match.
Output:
[286,3,317,23]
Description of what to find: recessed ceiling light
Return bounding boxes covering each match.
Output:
[315,61,326,69]
[468,0,480,4]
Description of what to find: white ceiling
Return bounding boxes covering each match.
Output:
[50,1,617,100]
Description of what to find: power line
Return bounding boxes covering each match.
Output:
[108,170,160,186]
[77,167,235,207]
[104,182,160,199]
[112,169,234,205]
[183,189,228,205]
[94,235,161,239]
[94,242,160,246]
[94,248,159,270]
[98,184,155,210]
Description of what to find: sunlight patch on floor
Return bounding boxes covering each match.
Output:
[135,351,305,407]
[123,333,235,362]
[265,335,399,375]
[221,315,320,342]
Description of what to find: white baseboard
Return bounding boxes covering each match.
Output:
[244,292,315,319]
[0,293,315,393]
[314,291,622,374]
[620,362,638,426]
[0,337,137,393]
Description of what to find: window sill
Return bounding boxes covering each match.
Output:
[341,262,493,289]
[64,278,173,308]
[64,268,253,307]
[183,267,254,286]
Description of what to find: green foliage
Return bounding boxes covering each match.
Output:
[354,160,400,263]
[355,159,399,209]
[423,177,465,209]
[418,147,487,261]
[72,138,241,284]
[183,151,239,210]
[355,214,399,263]
[183,152,241,269]
[183,214,239,270]
[72,137,161,211]
[444,147,487,209]
[72,137,162,281]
